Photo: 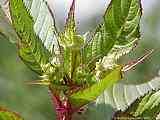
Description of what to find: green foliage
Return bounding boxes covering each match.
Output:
[0,0,160,120]
[75,74,160,120]
[83,0,142,71]
[126,89,160,119]
[8,0,126,111]
[9,0,52,75]
[0,107,23,120]
[94,0,143,118]
[69,66,122,107]
[104,0,141,45]
[60,0,83,80]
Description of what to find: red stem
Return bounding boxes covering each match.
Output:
[48,86,72,120]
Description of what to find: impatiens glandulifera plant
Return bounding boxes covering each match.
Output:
[0,0,160,120]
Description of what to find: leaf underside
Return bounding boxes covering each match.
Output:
[126,89,160,119]
[112,89,160,120]
[9,0,52,74]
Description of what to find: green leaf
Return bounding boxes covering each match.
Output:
[87,0,143,119]
[104,0,142,45]
[0,107,24,120]
[59,0,84,81]
[83,23,116,70]
[75,75,160,120]
[62,0,76,46]
[69,66,122,107]
[90,72,160,120]
[9,0,52,74]
[83,0,142,70]
[126,89,160,119]
[22,0,61,54]
[94,39,138,78]
[62,0,78,78]
[112,89,160,120]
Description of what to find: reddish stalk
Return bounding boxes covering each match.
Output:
[48,86,73,120]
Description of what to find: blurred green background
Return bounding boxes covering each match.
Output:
[0,0,160,120]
